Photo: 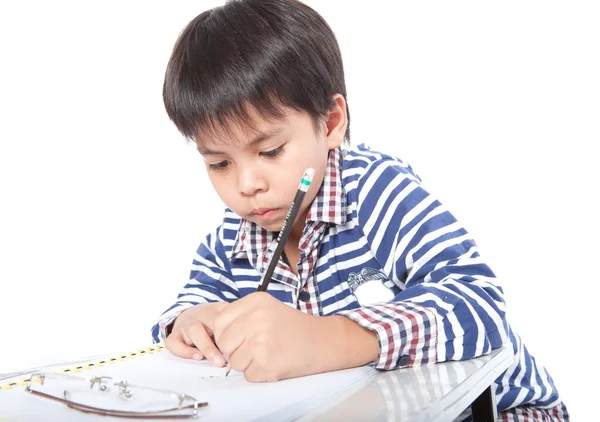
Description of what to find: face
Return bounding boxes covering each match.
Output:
[197,101,345,239]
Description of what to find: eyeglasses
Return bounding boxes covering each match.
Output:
[25,372,207,419]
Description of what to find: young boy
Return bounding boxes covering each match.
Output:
[151,0,568,419]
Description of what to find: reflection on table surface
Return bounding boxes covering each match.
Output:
[302,346,512,422]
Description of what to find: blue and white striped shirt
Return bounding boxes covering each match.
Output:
[152,144,565,418]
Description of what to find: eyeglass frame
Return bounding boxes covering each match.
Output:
[24,372,207,419]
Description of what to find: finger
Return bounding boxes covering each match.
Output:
[185,321,226,367]
[215,319,248,367]
[165,331,203,360]
[212,292,267,341]
[244,361,281,383]
[244,351,286,383]
[226,339,254,375]
[182,331,194,346]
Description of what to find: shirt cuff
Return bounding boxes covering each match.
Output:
[156,303,195,343]
[337,301,438,370]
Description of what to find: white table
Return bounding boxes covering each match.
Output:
[304,345,513,422]
[0,345,512,422]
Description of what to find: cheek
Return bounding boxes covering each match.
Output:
[283,150,328,207]
[306,167,325,204]
[284,144,327,177]
[270,173,297,201]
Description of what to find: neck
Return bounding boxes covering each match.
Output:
[290,208,309,243]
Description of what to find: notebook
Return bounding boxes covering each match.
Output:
[0,345,377,421]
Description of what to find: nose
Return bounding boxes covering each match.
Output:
[238,164,267,196]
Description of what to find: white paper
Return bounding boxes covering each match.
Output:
[0,349,377,421]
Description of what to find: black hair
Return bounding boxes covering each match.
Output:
[163,0,350,145]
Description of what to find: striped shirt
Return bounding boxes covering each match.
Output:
[152,144,567,420]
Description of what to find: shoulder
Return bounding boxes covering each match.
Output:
[202,208,242,252]
[341,143,422,198]
[221,208,243,240]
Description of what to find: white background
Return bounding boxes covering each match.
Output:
[0,1,598,419]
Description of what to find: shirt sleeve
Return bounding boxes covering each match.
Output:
[150,224,240,343]
[338,157,509,370]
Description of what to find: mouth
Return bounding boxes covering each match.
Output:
[249,208,280,222]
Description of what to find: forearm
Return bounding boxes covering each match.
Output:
[314,315,379,372]
[400,278,508,362]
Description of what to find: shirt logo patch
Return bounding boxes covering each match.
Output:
[348,268,387,292]
[348,268,395,306]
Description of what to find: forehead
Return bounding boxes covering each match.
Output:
[195,104,291,151]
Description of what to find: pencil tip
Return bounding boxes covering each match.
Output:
[225,368,231,377]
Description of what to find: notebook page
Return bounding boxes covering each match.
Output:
[0,347,377,421]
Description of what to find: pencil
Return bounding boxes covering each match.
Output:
[225,168,314,377]
[256,167,315,292]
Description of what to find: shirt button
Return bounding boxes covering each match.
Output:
[397,355,411,367]
[298,290,310,302]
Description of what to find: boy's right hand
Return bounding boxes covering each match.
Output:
[165,302,228,368]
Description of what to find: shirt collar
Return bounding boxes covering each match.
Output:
[227,147,346,261]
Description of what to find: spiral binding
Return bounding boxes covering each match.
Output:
[0,344,164,391]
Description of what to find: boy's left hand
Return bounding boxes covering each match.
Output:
[212,291,356,382]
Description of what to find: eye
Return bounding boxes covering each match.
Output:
[260,145,284,158]
[207,160,230,171]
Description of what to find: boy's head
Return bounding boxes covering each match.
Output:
[163,0,350,145]
[163,0,350,234]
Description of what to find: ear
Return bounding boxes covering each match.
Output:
[324,94,347,150]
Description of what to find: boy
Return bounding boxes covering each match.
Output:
[151,0,568,419]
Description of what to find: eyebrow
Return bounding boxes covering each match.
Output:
[198,127,284,155]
